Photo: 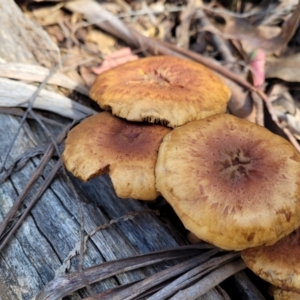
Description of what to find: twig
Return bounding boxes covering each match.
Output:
[0,160,62,251]
[84,249,220,300]
[0,63,60,173]
[141,0,157,25]
[89,210,160,238]
[170,258,246,300]
[35,244,214,300]
[251,91,264,126]
[55,209,160,277]
[60,56,98,73]
[0,107,64,127]
[148,252,239,300]
[256,89,300,152]
[114,0,131,14]
[0,143,50,183]
[116,5,184,18]
[176,0,196,48]
[232,271,266,300]
[196,10,235,63]
[202,5,267,18]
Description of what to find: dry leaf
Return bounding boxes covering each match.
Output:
[64,69,86,89]
[31,7,64,26]
[46,25,65,43]
[61,46,85,69]
[100,2,123,14]
[286,110,300,139]
[259,0,298,26]
[266,53,300,82]
[268,83,300,139]
[210,0,300,54]
[268,84,296,115]
[130,22,161,39]
[86,29,117,55]
[79,66,96,88]
[91,47,138,74]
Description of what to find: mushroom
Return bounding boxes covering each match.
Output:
[90,56,231,128]
[62,112,171,200]
[241,228,300,293]
[155,113,300,250]
[273,288,300,300]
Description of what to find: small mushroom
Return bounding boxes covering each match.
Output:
[155,113,300,250]
[90,56,231,128]
[62,112,171,200]
[242,228,300,293]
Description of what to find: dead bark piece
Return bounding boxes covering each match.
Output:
[0,0,59,67]
[0,78,96,119]
[0,63,89,96]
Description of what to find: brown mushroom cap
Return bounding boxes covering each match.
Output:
[62,112,171,200]
[155,113,300,250]
[90,56,231,128]
[274,289,300,300]
[242,228,300,292]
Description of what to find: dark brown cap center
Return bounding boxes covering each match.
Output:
[217,149,255,183]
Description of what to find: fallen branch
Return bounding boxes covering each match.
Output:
[0,63,89,96]
[170,258,246,300]
[36,244,214,300]
[0,78,96,119]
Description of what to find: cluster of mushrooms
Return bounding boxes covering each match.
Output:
[62,56,300,299]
